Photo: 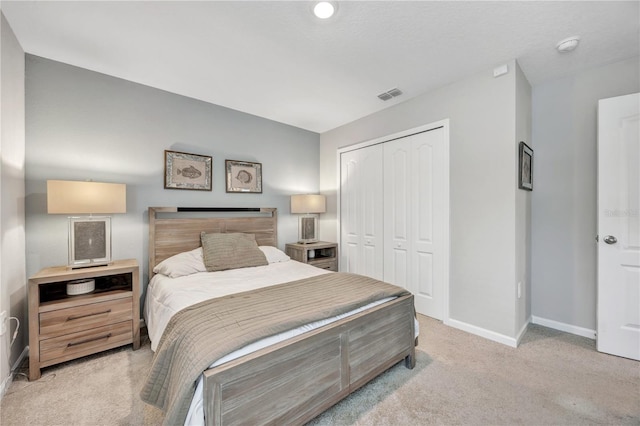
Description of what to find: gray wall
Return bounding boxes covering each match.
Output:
[531,56,640,332]
[0,12,27,394]
[320,60,528,342]
[25,55,320,289]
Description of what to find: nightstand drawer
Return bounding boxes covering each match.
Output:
[40,321,133,365]
[39,297,133,339]
[310,260,338,271]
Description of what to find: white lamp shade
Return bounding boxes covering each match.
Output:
[291,194,326,214]
[47,180,126,214]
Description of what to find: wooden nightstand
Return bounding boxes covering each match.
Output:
[28,259,140,381]
[285,241,338,271]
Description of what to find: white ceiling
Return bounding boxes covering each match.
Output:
[2,1,639,133]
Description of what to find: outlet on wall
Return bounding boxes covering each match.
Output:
[0,311,7,335]
[517,282,522,299]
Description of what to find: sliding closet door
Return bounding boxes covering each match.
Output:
[383,139,411,289]
[384,128,446,319]
[340,144,383,279]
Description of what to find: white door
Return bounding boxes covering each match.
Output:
[384,128,446,319]
[597,93,640,360]
[384,139,410,289]
[340,144,384,280]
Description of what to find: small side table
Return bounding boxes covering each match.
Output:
[28,259,140,380]
[285,241,338,271]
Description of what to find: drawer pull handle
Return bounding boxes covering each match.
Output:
[67,309,112,321]
[67,333,112,347]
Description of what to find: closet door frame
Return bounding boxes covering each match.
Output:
[337,120,450,322]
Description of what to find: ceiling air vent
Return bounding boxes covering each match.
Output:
[377,88,403,101]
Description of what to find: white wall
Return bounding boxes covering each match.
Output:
[531,56,640,333]
[25,55,320,303]
[321,60,528,342]
[0,12,26,397]
[515,62,532,337]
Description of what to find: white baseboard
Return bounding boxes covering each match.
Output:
[442,316,595,349]
[0,345,29,401]
[515,316,532,346]
[444,318,518,348]
[531,316,596,340]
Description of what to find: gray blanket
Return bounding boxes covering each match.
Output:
[140,272,410,425]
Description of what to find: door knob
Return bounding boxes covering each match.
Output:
[603,235,617,244]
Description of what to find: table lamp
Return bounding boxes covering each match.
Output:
[291,194,326,244]
[47,180,126,268]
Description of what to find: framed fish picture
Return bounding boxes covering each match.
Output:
[225,159,262,193]
[164,150,213,191]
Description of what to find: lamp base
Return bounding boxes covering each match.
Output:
[68,216,112,268]
[297,239,319,244]
[298,215,319,244]
[68,260,111,270]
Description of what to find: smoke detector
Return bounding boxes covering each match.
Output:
[556,36,580,53]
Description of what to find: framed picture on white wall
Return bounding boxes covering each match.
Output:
[518,141,533,191]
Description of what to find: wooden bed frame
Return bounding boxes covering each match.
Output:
[148,207,416,425]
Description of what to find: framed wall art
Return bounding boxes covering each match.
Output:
[518,141,533,191]
[164,150,212,191]
[225,160,262,193]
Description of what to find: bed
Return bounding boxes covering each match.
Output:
[141,207,416,426]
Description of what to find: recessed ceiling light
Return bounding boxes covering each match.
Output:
[314,2,336,19]
[556,36,580,53]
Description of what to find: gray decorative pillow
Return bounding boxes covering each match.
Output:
[200,232,268,272]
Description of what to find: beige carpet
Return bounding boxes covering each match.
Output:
[1,315,638,425]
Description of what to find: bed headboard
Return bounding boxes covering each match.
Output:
[148,207,278,276]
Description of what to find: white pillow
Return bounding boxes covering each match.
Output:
[153,247,207,278]
[153,246,289,277]
[259,246,290,263]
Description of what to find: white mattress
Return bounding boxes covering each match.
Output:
[144,260,417,425]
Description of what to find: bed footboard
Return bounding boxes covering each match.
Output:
[202,294,415,426]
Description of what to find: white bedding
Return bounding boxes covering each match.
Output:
[144,259,417,426]
[145,259,331,351]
